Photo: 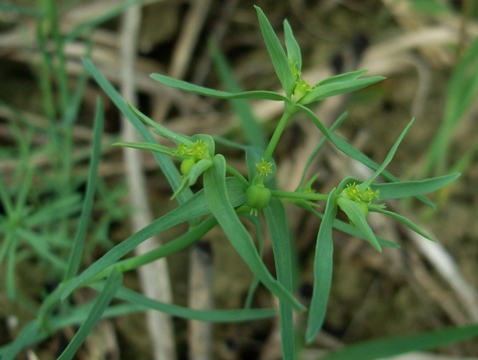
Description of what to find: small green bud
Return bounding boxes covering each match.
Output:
[180,158,196,175]
[246,184,271,210]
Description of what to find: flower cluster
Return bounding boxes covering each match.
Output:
[175,140,211,176]
[339,183,380,217]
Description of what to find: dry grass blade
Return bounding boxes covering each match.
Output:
[119,4,176,360]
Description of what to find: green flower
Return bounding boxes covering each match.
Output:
[256,158,273,177]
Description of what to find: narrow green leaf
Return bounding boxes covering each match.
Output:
[61,178,245,300]
[112,141,176,157]
[64,0,141,42]
[1,321,42,360]
[423,38,478,176]
[0,171,14,217]
[264,198,296,359]
[128,104,192,145]
[110,285,276,322]
[330,217,399,249]
[336,197,382,252]
[94,216,217,280]
[317,69,369,86]
[371,207,432,240]
[359,118,414,191]
[254,6,295,96]
[284,20,301,71]
[306,189,337,343]
[57,270,122,360]
[82,58,192,204]
[204,155,305,312]
[371,173,460,201]
[295,103,435,207]
[64,98,103,281]
[150,73,286,101]
[323,324,478,360]
[210,41,267,149]
[297,112,347,189]
[16,229,67,269]
[24,194,82,227]
[300,76,385,104]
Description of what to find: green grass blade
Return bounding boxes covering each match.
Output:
[359,118,414,190]
[0,3,41,16]
[64,0,141,42]
[57,269,122,360]
[63,98,103,281]
[150,73,286,101]
[423,38,478,176]
[82,58,192,203]
[1,321,42,360]
[210,41,267,149]
[284,20,301,71]
[109,285,275,322]
[16,229,67,269]
[306,189,337,343]
[204,155,305,312]
[24,194,82,227]
[371,173,460,201]
[264,198,296,360]
[0,172,14,217]
[61,178,245,300]
[6,241,17,298]
[323,323,478,360]
[336,197,382,252]
[254,6,295,96]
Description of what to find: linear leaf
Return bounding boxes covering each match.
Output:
[371,207,432,240]
[210,41,267,149]
[284,20,301,71]
[306,189,337,343]
[57,269,122,360]
[360,118,414,190]
[64,98,103,281]
[150,73,286,101]
[371,173,460,201]
[204,155,305,311]
[300,76,384,104]
[254,6,295,96]
[82,58,192,203]
[264,198,296,359]
[317,69,369,86]
[61,178,245,300]
[111,285,276,322]
[295,104,435,207]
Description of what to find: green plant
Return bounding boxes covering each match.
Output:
[1,4,475,360]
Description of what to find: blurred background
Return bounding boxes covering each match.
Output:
[1,0,478,359]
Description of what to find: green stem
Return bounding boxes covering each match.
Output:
[225,164,249,187]
[270,189,328,202]
[44,0,69,117]
[263,104,295,162]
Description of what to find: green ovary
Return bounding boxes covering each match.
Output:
[246,184,272,210]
